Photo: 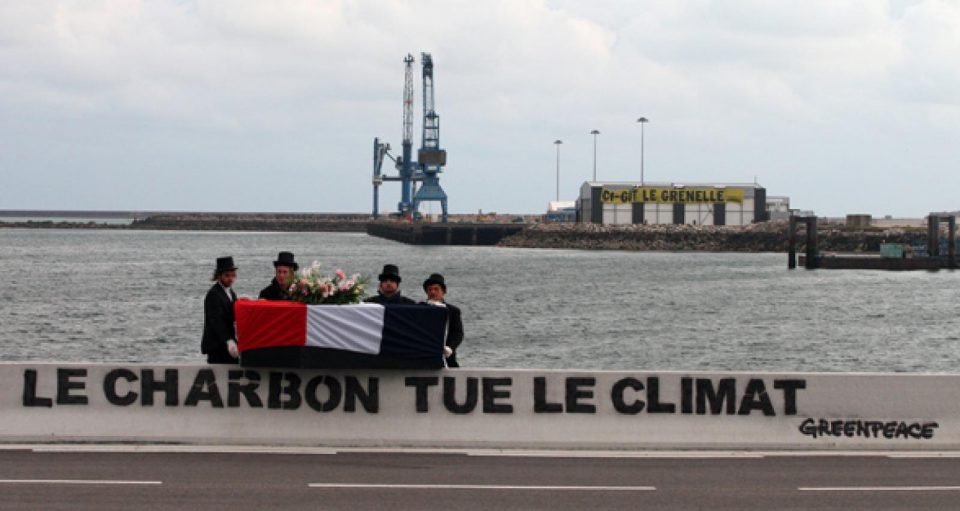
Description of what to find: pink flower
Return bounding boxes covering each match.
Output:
[336,269,346,280]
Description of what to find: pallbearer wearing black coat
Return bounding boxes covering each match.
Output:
[440,302,464,368]
[366,292,416,305]
[259,251,298,301]
[202,256,239,364]
[365,264,416,305]
[258,280,287,301]
[421,273,464,368]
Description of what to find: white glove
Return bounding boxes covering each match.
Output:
[443,346,453,358]
[227,340,240,359]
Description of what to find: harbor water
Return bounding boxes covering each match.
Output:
[1,229,958,372]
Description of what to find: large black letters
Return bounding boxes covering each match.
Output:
[565,377,596,414]
[22,369,52,408]
[228,370,263,408]
[305,375,341,412]
[104,368,139,406]
[611,377,645,414]
[141,369,178,407]
[56,368,88,405]
[185,369,224,408]
[443,377,478,414]
[268,372,302,410]
[482,378,513,413]
[405,376,439,413]
[738,379,775,416]
[533,377,562,413]
[345,377,379,413]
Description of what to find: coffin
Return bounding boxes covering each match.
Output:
[234,300,448,369]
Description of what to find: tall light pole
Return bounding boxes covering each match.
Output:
[590,130,600,182]
[553,139,563,201]
[637,117,649,185]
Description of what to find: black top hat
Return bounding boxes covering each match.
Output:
[273,251,298,270]
[422,273,446,292]
[378,264,402,283]
[216,256,238,274]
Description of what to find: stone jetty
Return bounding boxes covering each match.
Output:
[498,221,929,253]
[130,213,369,232]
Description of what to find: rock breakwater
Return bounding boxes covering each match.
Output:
[130,213,369,232]
[498,221,928,252]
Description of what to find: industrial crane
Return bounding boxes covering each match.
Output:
[372,53,449,222]
[412,53,448,221]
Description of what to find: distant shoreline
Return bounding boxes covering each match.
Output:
[2,213,937,254]
[0,212,370,233]
[0,211,543,233]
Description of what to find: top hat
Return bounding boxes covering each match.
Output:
[378,264,402,283]
[215,256,238,274]
[273,251,298,270]
[422,273,446,292]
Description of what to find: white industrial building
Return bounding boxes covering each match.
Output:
[766,196,791,221]
[577,181,768,226]
[545,201,577,223]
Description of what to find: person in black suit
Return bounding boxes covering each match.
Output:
[259,251,298,300]
[421,273,464,368]
[364,264,415,305]
[202,256,240,364]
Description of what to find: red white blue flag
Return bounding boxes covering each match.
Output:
[234,301,448,367]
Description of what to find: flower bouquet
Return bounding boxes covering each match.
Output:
[286,261,369,305]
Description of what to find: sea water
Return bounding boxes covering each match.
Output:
[1,229,958,372]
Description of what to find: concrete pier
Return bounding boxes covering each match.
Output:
[789,212,958,271]
[366,221,527,246]
[801,254,942,270]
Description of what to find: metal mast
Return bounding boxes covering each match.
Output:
[412,52,448,222]
[371,137,390,219]
[398,53,416,216]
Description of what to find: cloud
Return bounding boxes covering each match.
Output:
[0,0,958,215]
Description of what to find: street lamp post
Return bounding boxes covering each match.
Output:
[553,139,563,201]
[637,117,649,184]
[590,130,600,181]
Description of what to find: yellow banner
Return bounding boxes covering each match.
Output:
[601,187,744,204]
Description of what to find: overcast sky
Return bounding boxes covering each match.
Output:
[1,0,959,216]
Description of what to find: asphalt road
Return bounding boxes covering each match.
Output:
[1,448,959,510]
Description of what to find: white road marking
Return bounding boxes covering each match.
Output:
[464,450,765,458]
[799,486,960,492]
[887,453,960,459]
[308,483,655,491]
[3,443,960,459]
[27,445,337,455]
[0,479,161,485]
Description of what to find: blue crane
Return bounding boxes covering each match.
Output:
[372,53,449,222]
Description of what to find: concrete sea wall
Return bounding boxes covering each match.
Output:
[2,363,956,450]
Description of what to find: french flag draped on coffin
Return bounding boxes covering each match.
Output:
[234,301,449,369]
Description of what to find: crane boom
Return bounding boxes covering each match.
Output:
[413,52,448,222]
[395,53,416,215]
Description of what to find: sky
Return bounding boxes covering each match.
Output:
[1,0,959,217]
